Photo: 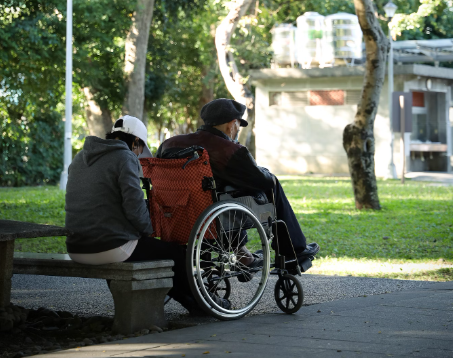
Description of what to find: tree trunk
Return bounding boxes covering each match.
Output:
[197,66,215,129]
[123,0,155,123]
[83,87,113,138]
[215,0,256,156]
[343,0,389,210]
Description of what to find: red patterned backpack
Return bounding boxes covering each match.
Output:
[140,148,216,245]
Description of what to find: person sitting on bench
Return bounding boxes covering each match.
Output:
[65,115,222,312]
[156,99,319,273]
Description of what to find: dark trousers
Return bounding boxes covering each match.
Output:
[236,178,307,256]
[273,177,307,255]
[125,236,192,303]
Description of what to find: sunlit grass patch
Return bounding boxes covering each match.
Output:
[0,186,66,253]
[307,257,453,281]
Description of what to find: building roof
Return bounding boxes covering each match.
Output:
[249,64,453,85]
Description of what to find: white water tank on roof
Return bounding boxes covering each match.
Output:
[271,24,296,67]
[296,12,326,68]
[324,12,363,66]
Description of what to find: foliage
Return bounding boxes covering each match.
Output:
[144,0,229,140]
[1,109,64,186]
[0,0,66,112]
[389,0,453,40]
[0,0,135,185]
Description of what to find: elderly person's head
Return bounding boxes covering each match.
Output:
[106,115,153,158]
[200,99,248,141]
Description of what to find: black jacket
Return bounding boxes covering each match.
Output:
[156,126,274,191]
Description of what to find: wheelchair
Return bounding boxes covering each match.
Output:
[140,146,316,320]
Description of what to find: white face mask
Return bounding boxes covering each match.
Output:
[232,120,240,143]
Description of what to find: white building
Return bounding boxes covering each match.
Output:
[250,64,453,176]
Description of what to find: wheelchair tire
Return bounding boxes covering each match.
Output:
[274,274,304,314]
[186,200,271,320]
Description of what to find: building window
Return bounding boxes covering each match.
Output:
[269,91,309,106]
[269,89,360,107]
[309,90,344,106]
[345,90,361,105]
[412,91,425,107]
[285,92,309,106]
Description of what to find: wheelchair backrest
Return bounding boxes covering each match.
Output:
[140,149,215,245]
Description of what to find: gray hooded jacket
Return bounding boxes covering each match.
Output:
[65,136,153,254]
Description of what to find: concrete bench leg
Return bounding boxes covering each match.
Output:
[109,278,173,335]
[0,241,14,307]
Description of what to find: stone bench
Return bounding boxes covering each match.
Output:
[13,252,174,335]
[1,220,174,335]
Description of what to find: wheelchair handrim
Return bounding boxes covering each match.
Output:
[191,202,270,317]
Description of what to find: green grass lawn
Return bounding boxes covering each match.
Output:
[1,177,452,280]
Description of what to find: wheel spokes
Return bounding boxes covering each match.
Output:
[191,203,270,316]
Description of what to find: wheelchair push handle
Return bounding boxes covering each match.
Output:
[166,145,205,170]
[168,145,204,159]
[182,151,199,169]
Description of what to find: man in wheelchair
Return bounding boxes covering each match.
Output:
[156,98,320,276]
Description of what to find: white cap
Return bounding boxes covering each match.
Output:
[111,115,153,158]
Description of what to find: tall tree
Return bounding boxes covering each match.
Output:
[122,0,156,122]
[215,0,256,154]
[342,0,389,210]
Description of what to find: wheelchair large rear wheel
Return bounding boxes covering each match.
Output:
[186,200,270,320]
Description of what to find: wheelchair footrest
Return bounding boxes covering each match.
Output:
[299,257,312,272]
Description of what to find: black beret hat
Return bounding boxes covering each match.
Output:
[200,98,248,127]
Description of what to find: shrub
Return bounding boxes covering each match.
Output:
[1,112,64,186]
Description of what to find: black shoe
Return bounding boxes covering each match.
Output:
[188,305,211,317]
[277,243,320,275]
[235,251,264,283]
[293,242,319,273]
[171,292,199,312]
[209,293,231,310]
[297,242,320,259]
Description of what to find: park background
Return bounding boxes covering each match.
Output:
[1,0,453,280]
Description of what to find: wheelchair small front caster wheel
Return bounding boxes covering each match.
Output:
[274,274,304,314]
